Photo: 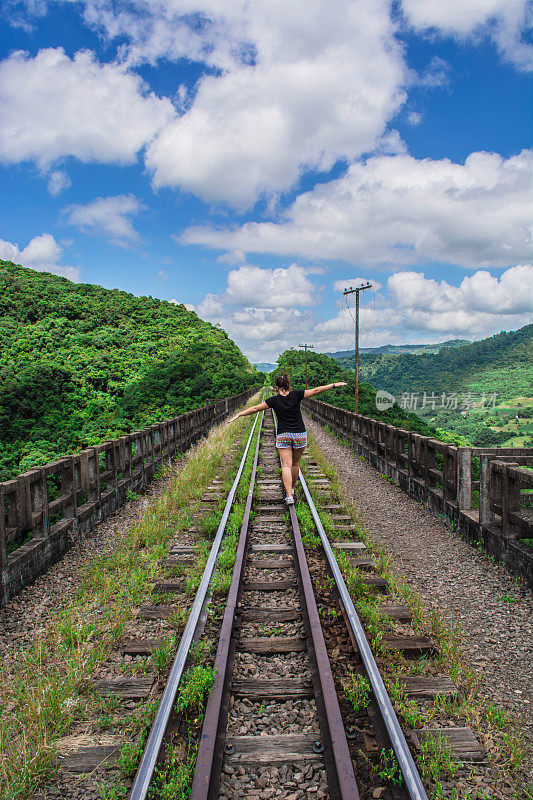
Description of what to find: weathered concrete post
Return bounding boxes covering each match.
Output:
[16,473,32,536]
[457,446,472,510]
[88,447,101,508]
[478,454,494,527]
[501,463,520,538]
[30,468,48,538]
[60,457,78,540]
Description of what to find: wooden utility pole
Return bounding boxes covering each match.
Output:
[298,343,314,389]
[342,282,372,413]
[288,347,294,385]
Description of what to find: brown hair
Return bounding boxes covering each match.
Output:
[275,373,291,392]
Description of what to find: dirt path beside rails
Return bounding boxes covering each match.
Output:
[305,415,533,768]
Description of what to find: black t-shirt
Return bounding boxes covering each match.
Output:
[265,390,306,434]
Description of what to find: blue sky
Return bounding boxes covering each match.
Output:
[0,0,531,362]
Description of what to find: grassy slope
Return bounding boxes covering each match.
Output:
[0,261,262,479]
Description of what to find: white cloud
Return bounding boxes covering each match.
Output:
[224,264,318,309]
[190,262,531,359]
[182,149,532,269]
[0,233,79,280]
[410,55,452,88]
[407,111,422,126]
[191,263,321,360]
[0,47,174,169]
[47,169,71,196]
[6,2,406,208]
[143,0,406,208]
[216,250,246,266]
[158,269,168,281]
[400,0,533,72]
[65,194,143,245]
[314,265,533,351]
[195,300,316,361]
[389,265,533,316]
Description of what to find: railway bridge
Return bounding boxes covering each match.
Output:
[0,389,531,800]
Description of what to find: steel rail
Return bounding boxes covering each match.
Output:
[286,494,360,799]
[298,468,429,800]
[270,409,360,800]
[129,412,261,800]
[190,411,264,800]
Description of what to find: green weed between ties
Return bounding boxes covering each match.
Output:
[174,664,215,718]
[417,735,459,797]
[377,748,404,786]
[342,672,372,711]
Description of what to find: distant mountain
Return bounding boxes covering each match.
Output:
[254,362,277,372]
[326,338,470,362]
[327,326,532,397]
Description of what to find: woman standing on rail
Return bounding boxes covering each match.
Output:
[229,374,347,505]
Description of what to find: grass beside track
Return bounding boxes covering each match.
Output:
[0,399,259,800]
[300,430,531,800]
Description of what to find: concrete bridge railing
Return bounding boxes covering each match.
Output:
[303,397,533,588]
[0,387,258,606]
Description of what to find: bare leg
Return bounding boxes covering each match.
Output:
[278,447,294,497]
[291,446,304,492]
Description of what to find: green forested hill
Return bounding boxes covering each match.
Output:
[0,261,261,480]
[328,326,532,399]
[275,350,440,438]
[322,326,533,447]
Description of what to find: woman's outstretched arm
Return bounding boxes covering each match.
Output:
[304,382,347,398]
[229,401,269,423]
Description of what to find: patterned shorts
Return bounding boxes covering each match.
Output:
[275,431,307,449]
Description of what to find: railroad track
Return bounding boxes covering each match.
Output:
[127,408,482,800]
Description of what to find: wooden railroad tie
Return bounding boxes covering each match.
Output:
[121,639,164,656]
[138,604,175,619]
[232,678,314,700]
[95,677,155,700]
[411,728,484,762]
[400,676,457,699]
[60,745,122,774]
[243,579,296,592]
[241,606,302,622]
[237,636,307,654]
[250,543,292,552]
[382,634,433,657]
[152,580,183,593]
[248,558,294,569]
[378,604,413,623]
[224,733,323,764]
